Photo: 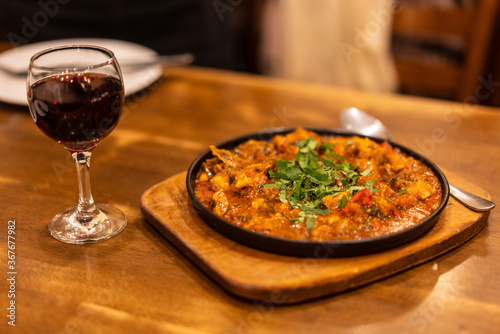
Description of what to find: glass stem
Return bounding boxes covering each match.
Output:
[72,151,97,221]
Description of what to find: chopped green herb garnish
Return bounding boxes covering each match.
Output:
[321,142,345,162]
[364,179,379,193]
[338,195,349,210]
[305,217,316,230]
[360,168,372,177]
[265,137,377,229]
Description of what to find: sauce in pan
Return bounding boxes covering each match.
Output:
[195,128,442,241]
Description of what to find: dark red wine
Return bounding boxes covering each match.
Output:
[28,73,123,151]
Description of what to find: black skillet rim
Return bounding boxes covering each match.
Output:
[186,127,450,258]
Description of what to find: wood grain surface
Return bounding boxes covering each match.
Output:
[1,43,500,333]
[141,170,489,304]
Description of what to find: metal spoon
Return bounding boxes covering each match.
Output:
[339,107,495,212]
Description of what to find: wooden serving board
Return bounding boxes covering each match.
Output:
[140,169,491,304]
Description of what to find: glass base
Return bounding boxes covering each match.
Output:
[48,204,127,244]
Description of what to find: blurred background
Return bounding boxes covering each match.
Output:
[1,0,499,106]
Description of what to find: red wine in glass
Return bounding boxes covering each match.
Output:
[27,45,127,244]
[29,73,123,151]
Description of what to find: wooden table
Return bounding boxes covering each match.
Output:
[1,61,499,333]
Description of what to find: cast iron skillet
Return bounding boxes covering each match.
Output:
[186,127,450,258]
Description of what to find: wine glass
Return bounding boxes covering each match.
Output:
[27,45,127,244]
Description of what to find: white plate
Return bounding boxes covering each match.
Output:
[0,38,162,105]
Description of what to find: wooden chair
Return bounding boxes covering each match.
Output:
[391,0,499,102]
